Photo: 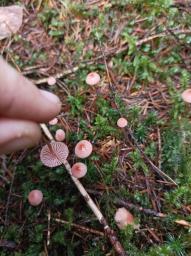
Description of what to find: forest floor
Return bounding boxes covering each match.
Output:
[1,0,191,255]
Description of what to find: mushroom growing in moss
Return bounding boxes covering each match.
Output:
[86,72,100,86]
[114,207,134,229]
[40,141,69,167]
[49,117,58,125]
[55,129,65,142]
[181,89,191,103]
[117,118,127,128]
[47,76,56,86]
[71,162,87,178]
[28,190,43,206]
[75,140,93,159]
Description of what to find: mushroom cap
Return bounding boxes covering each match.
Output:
[40,141,69,167]
[71,162,87,178]
[86,72,100,86]
[75,140,93,158]
[49,117,58,125]
[117,117,128,128]
[47,76,56,86]
[55,129,65,142]
[28,189,43,206]
[181,89,191,103]
[114,207,134,229]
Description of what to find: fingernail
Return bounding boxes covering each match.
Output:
[40,90,61,105]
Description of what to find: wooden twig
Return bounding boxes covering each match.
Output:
[0,240,16,249]
[115,199,166,218]
[124,126,177,186]
[47,209,51,246]
[116,199,191,228]
[53,218,104,236]
[40,124,127,256]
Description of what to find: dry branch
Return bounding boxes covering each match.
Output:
[53,218,104,236]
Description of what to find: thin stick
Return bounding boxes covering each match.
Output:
[115,199,166,218]
[47,209,51,246]
[124,126,177,186]
[40,124,54,141]
[40,124,127,256]
[53,218,104,236]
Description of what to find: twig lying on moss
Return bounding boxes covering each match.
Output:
[115,199,166,218]
[116,199,191,228]
[40,123,127,256]
[53,218,104,236]
[124,127,177,186]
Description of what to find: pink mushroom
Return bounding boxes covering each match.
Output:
[181,89,191,103]
[75,140,93,158]
[28,190,43,206]
[86,72,100,86]
[55,129,65,142]
[117,117,128,128]
[71,162,87,178]
[40,141,69,167]
[114,207,134,229]
[47,76,56,86]
[49,117,58,125]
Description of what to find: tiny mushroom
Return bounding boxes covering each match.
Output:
[49,117,58,125]
[71,162,87,178]
[86,72,100,86]
[47,76,56,86]
[55,129,65,142]
[181,89,191,103]
[114,207,134,229]
[28,189,43,206]
[117,117,128,128]
[75,140,93,159]
[40,141,69,167]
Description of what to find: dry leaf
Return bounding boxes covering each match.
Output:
[0,5,23,40]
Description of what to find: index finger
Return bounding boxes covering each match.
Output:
[0,57,61,122]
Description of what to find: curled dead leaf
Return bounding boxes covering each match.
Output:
[0,5,23,40]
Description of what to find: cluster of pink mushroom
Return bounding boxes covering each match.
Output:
[71,140,92,178]
[40,137,92,180]
[30,140,92,207]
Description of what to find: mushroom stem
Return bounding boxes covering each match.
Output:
[40,123,127,256]
[40,123,54,141]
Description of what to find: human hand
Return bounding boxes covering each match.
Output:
[0,57,61,154]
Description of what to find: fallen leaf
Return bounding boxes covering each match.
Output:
[0,5,23,40]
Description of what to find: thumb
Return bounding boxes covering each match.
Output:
[0,57,61,122]
[0,118,41,154]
